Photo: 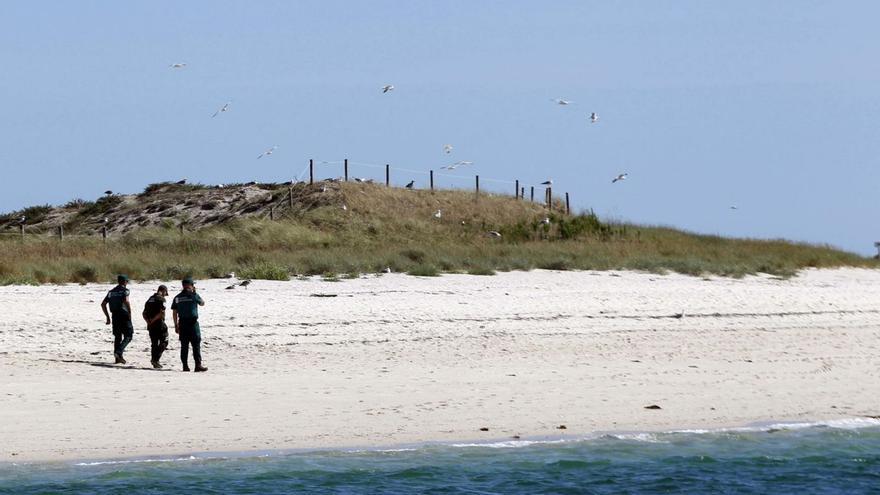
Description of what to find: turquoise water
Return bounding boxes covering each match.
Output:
[2,422,879,494]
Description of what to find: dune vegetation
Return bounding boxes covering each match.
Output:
[0,181,874,284]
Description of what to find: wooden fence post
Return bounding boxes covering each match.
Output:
[19,224,24,239]
[102,225,108,241]
[530,186,534,202]
[58,225,64,241]
[475,175,480,196]
[565,192,570,215]
[309,159,314,185]
[385,164,390,187]
[288,187,293,209]
[270,206,275,221]
[430,170,434,191]
[521,186,525,199]
[515,179,519,199]
[547,187,552,210]
[344,159,349,182]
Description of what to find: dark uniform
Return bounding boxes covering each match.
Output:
[102,284,133,359]
[171,290,204,370]
[143,293,168,364]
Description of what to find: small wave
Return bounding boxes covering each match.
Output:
[450,438,573,449]
[673,417,880,435]
[74,455,211,467]
[602,432,668,443]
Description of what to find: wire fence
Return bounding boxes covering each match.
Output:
[2,157,574,239]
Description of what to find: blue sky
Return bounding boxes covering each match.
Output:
[1,1,878,254]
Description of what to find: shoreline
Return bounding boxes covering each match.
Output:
[5,415,880,466]
[2,268,879,464]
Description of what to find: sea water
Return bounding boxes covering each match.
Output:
[1,420,879,494]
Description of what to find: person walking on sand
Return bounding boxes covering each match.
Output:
[100,274,133,364]
[172,277,207,372]
[143,285,170,369]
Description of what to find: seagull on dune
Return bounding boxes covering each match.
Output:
[176,178,187,185]
[104,190,113,196]
[540,217,551,225]
[382,84,394,94]
[488,230,502,238]
[169,63,187,69]
[612,173,628,184]
[257,146,277,159]
[433,209,442,219]
[590,112,599,124]
[405,180,415,189]
[211,102,230,118]
[16,216,26,225]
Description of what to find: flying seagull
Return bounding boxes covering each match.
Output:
[552,98,573,106]
[433,209,442,219]
[257,146,277,159]
[443,144,453,154]
[540,180,552,186]
[211,102,230,118]
[169,63,187,69]
[590,112,599,124]
[730,205,739,210]
[405,180,415,189]
[176,178,187,185]
[382,84,394,93]
[441,160,473,170]
[612,173,628,183]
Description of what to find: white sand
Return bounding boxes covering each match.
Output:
[1,268,879,462]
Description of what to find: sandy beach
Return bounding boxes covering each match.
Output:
[1,268,879,462]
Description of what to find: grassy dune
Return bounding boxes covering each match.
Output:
[0,182,874,284]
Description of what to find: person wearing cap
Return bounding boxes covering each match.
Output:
[100,274,133,364]
[171,277,207,372]
[143,285,170,369]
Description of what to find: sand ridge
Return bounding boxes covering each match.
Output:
[1,268,879,462]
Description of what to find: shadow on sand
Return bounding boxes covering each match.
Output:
[41,358,175,372]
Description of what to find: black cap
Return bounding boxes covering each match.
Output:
[157,284,168,292]
[117,274,129,283]
[182,277,195,286]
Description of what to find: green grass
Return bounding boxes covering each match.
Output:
[0,182,875,284]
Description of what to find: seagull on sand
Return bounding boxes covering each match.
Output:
[211,102,230,118]
[488,230,502,238]
[612,173,628,184]
[552,98,573,106]
[540,180,553,186]
[239,279,251,289]
[405,180,415,189]
[382,84,394,93]
[176,178,187,185]
[590,112,599,124]
[257,146,277,159]
[443,144,453,154]
[225,284,236,290]
[433,209,442,219]
[169,62,187,69]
